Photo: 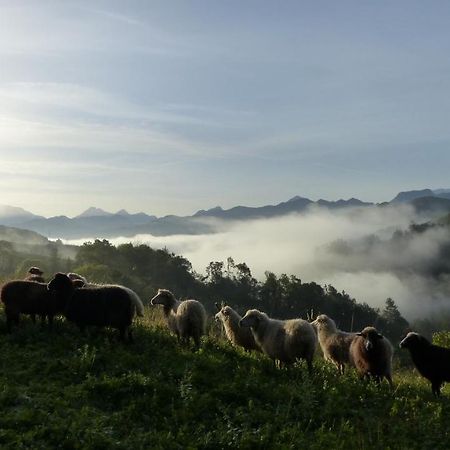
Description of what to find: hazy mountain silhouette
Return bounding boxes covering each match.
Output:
[1,189,450,239]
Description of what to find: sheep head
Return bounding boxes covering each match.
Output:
[399,332,430,350]
[310,314,337,333]
[47,272,73,292]
[28,266,44,276]
[150,289,175,307]
[214,305,232,322]
[356,327,383,351]
[240,309,265,328]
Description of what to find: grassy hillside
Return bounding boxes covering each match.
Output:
[0,309,449,449]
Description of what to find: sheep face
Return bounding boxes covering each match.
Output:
[150,289,174,307]
[356,327,383,351]
[239,309,263,328]
[28,267,44,276]
[215,306,232,322]
[311,314,336,333]
[399,332,430,350]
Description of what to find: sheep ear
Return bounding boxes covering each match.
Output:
[356,332,363,336]
[214,302,221,312]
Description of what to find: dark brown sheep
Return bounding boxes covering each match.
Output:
[47,273,138,342]
[349,326,393,386]
[1,279,65,331]
[400,332,450,397]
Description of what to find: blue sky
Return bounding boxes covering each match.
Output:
[0,0,449,217]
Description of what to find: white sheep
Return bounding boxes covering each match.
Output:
[214,302,260,352]
[150,289,206,349]
[239,309,317,372]
[311,314,356,374]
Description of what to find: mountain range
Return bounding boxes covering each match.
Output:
[1,189,450,240]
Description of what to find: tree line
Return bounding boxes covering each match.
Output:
[0,238,411,343]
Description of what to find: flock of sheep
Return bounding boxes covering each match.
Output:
[1,267,450,397]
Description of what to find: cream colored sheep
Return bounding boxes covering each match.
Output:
[150,289,206,349]
[311,314,356,374]
[214,302,260,352]
[240,309,317,372]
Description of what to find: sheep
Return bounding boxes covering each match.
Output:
[1,279,66,331]
[214,302,260,352]
[150,289,206,349]
[67,274,144,317]
[47,273,138,342]
[239,309,317,372]
[310,314,356,374]
[349,326,393,386]
[25,266,45,283]
[400,332,450,397]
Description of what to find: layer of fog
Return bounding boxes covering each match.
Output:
[64,204,450,319]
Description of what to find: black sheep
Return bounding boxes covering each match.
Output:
[47,273,137,342]
[400,332,450,397]
[1,280,65,331]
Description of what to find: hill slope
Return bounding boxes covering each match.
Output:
[0,311,449,449]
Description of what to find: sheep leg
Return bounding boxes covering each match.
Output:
[193,333,201,350]
[6,316,13,333]
[306,358,314,376]
[432,381,442,397]
[47,315,54,330]
[127,328,134,343]
[385,374,393,388]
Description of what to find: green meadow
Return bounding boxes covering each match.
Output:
[0,309,449,450]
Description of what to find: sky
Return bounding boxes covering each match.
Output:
[1,0,450,217]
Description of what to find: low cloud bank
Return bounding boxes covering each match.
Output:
[64,205,450,319]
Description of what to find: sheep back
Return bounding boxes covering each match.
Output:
[1,280,63,318]
[66,286,135,329]
[350,327,393,384]
[176,299,206,341]
[253,315,317,366]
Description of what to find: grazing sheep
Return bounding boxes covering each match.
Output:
[214,302,260,352]
[1,279,65,331]
[150,289,206,349]
[400,332,450,397]
[349,326,393,386]
[239,309,317,372]
[311,314,356,374]
[25,266,45,283]
[47,273,138,342]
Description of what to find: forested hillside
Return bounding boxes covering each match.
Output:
[0,237,409,343]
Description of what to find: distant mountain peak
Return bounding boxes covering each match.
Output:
[194,206,223,217]
[391,189,434,203]
[76,207,113,218]
[287,195,311,203]
[116,209,130,216]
